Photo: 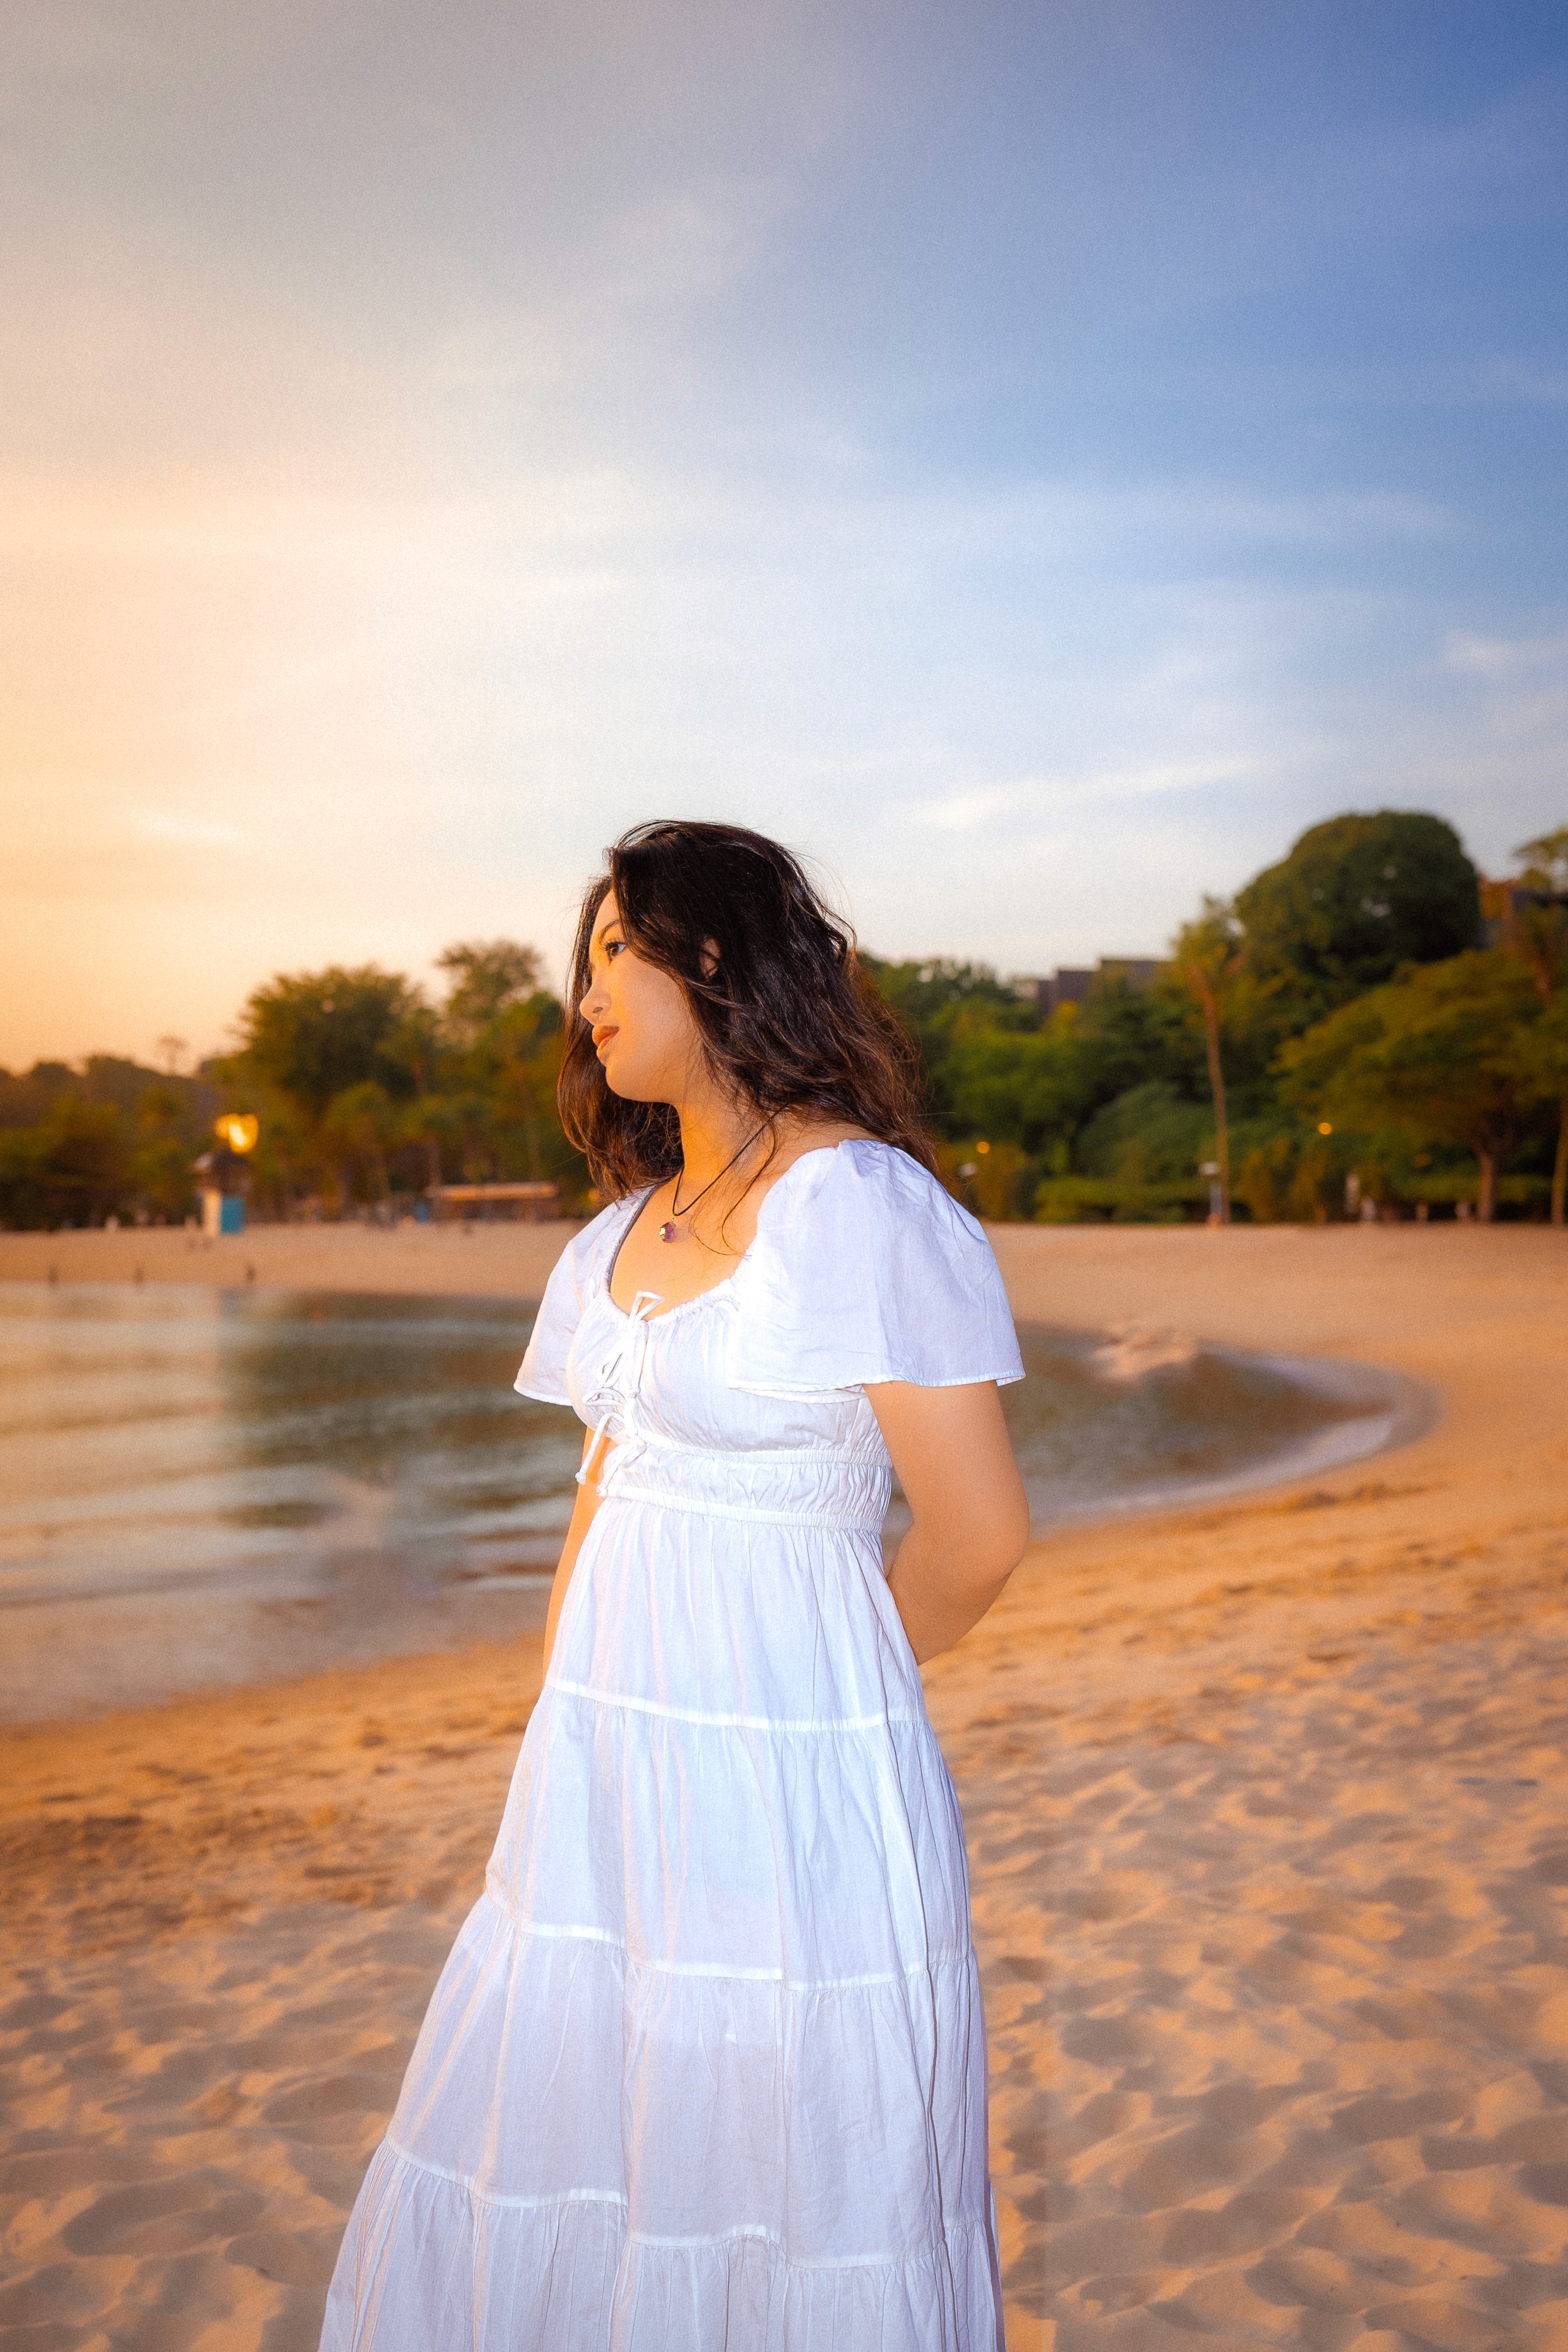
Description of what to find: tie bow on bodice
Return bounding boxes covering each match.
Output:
[577,1290,662,1494]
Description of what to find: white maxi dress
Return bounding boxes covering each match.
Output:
[320,1139,1024,2351]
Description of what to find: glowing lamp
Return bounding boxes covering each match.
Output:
[1317,1121,1333,1136]
[216,1113,260,1154]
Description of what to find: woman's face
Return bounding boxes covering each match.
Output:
[581,891,704,1103]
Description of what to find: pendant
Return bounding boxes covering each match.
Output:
[658,1219,678,1243]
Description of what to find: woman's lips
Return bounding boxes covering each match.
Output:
[593,1025,618,1057]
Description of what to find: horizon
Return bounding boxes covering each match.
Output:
[0,795,1526,1080]
[4,0,1566,1067]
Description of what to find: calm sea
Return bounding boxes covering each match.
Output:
[0,1285,1422,1720]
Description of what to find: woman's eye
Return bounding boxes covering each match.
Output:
[605,939,624,959]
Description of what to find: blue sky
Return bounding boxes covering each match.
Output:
[3,0,1565,1063]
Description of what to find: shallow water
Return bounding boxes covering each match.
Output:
[0,1285,1420,1718]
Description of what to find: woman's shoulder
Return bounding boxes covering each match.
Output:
[765,1134,983,1242]
[515,1192,640,1403]
[552,1189,645,1291]
[732,1136,1021,1395]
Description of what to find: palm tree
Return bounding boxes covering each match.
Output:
[1173,899,1244,1223]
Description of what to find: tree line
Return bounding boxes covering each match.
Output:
[2,810,1564,1231]
[0,942,576,1231]
[876,812,1566,1227]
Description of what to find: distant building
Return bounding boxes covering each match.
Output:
[1036,958,1169,1017]
[1480,875,1568,948]
[426,1181,560,1223]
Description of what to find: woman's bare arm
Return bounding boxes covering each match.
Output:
[868,1380,1030,1665]
[541,1432,604,1674]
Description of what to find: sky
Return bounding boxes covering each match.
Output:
[3,0,1566,1068]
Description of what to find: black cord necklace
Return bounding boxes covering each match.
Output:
[658,1123,769,1244]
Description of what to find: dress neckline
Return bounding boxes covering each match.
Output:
[601,1138,881,1325]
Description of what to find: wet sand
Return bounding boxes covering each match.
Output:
[2,1225,1566,2347]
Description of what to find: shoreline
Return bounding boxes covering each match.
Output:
[3,1225,1566,2344]
[1,1243,1440,1723]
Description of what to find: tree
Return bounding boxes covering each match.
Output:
[1172,899,1244,1222]
[317,1081,400,1208]
[863,958,1026,1040]
[1075,1080,1211,1186]
[0,1097,129,1229]
[230,967,427,1118]
[436,941,543,1049]
[1503,828,1568,1226]
[217,965,431,1215]
[862,959,1037,1134]
[1277,950,1540,1222]
[1236,811,1481,1030]
[942,1019,1097,1153]
[1072,978,1209,1108]
[1510,997,1568,1226]
[423,943,575,1187]
[129,1085,199,1223]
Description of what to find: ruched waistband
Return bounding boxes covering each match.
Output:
[597,1437,891,1532]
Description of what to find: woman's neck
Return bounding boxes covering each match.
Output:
[671,1085,769,1191]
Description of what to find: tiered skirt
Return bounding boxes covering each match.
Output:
[321,1492,1004,2350]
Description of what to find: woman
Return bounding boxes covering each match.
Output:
[321,820,1030,2350]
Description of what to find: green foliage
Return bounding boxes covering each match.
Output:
[1032,1175,1201,1225]
[1499,827,1568,1223]
[436,940,544,1047]
[209,941,589,1217]
[862,957,1027,1038]
[861,958,1038,1132]
[1074,1081,1212,1186]
[1235,810,1481,1029]
[232,967,427,1117]
[1073,980,1208,1105]
[128,1085,202,1224]
[0,1063,78,1129]
[866,812,1556,1224]
[1277,949,1539,1218]
[942,1020,1097,1151]
[1514,827,1568,898]
[1509,998,1568,1115]
[864,956,1208,1141]
[7,807,1559,1230]
[935,1141,1037,1221]
[0,1096,130,1228]
[0,1059,212,1229]
[1229,1121,1469,1224]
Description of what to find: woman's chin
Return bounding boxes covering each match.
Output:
[600,1064,659,1103]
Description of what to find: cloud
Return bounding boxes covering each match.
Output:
[1,1,1563,1063]
[132,813,250,849]
[914,759,1264,832]
[1444,626,1568,748]
[1445,626,1568,681]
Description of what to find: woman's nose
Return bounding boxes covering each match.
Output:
[582,971,608,1018]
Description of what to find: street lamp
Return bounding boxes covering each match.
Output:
[194,1114,260,1236]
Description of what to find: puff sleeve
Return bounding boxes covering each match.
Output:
[513,1204,621,1406]
[729,1140,1024,1398]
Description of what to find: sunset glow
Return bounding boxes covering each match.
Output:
[4,1,1565,1070]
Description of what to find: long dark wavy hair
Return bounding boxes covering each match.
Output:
[558,820,936,1198]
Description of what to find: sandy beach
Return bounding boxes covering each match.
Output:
[2,1223,1565,2348]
